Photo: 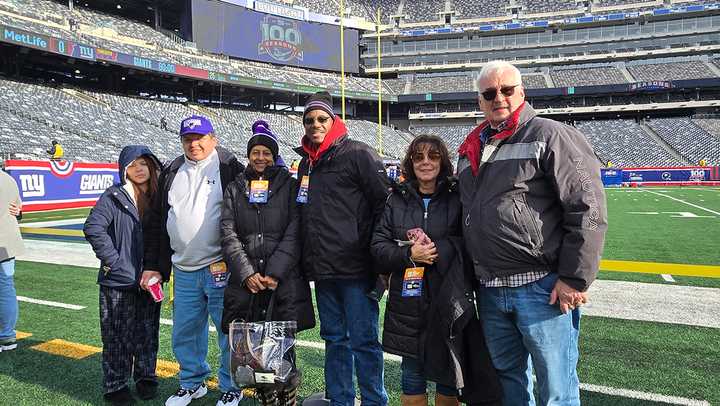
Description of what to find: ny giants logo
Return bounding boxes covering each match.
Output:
[19,174,45,198]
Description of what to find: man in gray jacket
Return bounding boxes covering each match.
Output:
[0,168,24,352]
[457,61,607,405]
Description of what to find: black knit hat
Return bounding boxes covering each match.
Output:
[247,119,279,160]
[303,91,335,120]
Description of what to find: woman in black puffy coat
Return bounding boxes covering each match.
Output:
[371,135,501,406]
[220,120,314,406]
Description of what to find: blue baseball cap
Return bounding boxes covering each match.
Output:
[179,115,214,137]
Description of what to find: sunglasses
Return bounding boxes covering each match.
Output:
[411,151,442,163]
[481,84,521,101]
[304,116,332,125]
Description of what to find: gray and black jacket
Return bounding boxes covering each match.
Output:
[457,104,607,292]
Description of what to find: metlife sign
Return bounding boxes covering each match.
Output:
[4,160,119,212]
[3,27,49,50]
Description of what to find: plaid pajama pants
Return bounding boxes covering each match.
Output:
[99,285,161,393]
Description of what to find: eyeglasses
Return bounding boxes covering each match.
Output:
[411,151,442,163]
[480,84,521,101]
[304,116,332,125]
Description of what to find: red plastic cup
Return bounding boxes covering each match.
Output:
[148,277,164,303]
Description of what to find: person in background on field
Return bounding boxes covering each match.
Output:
[47,140,64,160]
[143,115,245,406]
[84,145,163,405]
[295,91,390,406]
[457,60,607,405]
[220,120,315,405]
[161,117,168,131]
[371,135,502,406]
[0,168,23,354]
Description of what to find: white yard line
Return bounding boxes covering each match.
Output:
[644,190,720,216]
[579,383,710,405]
[661,274,676,282]
[17,296,86,310]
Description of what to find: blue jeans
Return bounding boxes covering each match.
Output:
[0,259,18,341]
[477,273,581,406]
[315,279,388,406]
[401,357,456,397]
[172,267,232,392]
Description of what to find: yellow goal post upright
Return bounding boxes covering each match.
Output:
[376,8,383,157]
[339,0,346,120]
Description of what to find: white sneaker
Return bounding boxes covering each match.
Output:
[165,383,208,406]
[0,339,17,352]
[216,390,243,406]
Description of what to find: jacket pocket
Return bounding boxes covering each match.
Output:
[513,196,543,251]
[100,257,137,286]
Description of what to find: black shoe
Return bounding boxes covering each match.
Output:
[104,387,135,405]
[135,379,159,400]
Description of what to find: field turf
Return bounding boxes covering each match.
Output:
[3,186,719,404]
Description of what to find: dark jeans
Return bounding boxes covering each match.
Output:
[315,279,388,406]
[401,356,457,396]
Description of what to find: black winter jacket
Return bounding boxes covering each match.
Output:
[371,180,502,402]
[423,238,502,404]
[295,135,390,281]
[370,179,462,359]
[219,166,315,334]
[143,146,244,281]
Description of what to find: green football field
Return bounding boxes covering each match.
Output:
[602,187,720,265]
[4,186,719,405]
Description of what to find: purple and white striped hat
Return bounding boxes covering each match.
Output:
[303,91,335,120]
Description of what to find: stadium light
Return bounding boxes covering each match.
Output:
[116,4,121,9]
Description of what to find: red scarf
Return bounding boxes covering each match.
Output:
[458,102,526,176]
[301,116,348,166]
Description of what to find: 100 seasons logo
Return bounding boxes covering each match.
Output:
[258,15,303,63]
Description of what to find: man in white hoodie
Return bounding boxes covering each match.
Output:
[143,116,245,406]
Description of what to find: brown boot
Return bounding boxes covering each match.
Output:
[434,393,460,406]
[401,393,428,406]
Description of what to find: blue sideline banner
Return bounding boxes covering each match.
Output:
[621,166,720,186]
[601,168,623,187]
[4,160,119,212]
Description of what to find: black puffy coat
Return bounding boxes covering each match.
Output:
[219,166,315,334]
[371,179,502,402]
[370,178,462,359]
[295,134,390,281]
